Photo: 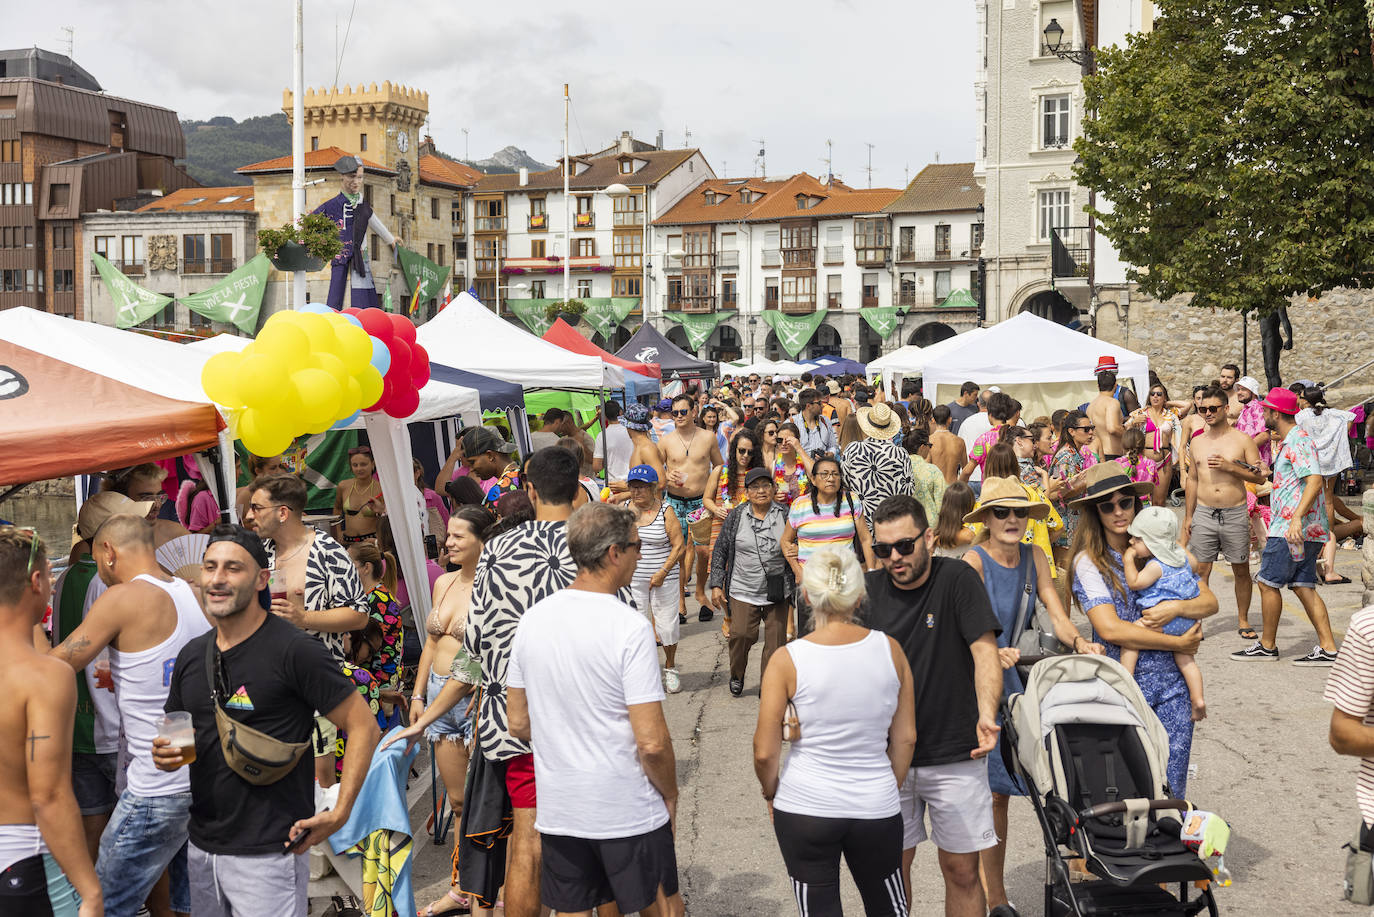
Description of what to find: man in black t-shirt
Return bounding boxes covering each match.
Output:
[152,526,379,917]
[865,495,1003,917]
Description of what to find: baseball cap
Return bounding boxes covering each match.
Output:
[825,380,841,395]
[75,492,155,546]
[1260,386,1299,416]
[1236,375,1262,397]
[622,403,652,432]
[1127,506,1187,569]
[626,464,659,484]
[462,426,516,456]
[655,398,673,412]
[744,467,774,488]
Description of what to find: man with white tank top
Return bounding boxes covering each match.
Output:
[51,513,211,917]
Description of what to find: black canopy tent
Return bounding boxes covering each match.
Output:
[615,323,717,381]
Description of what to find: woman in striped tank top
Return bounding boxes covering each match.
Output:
[626,465,687,694]
[782,456,876,636]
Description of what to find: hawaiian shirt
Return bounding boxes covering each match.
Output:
[483,463,521,507]
[1268,426,1329,543]
[968,425,1005,472]
[1233,399,1272,465]
[1113,455,1159,506]
[363,586,402,693]
[263,529,368,663]
[909,454,947,529]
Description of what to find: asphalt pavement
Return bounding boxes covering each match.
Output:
[398,542,1372,916]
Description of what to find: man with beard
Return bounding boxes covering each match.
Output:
[1185,385,1266,640]
[863,495,1002,916]
[1218,363,1242,420]
[1231,375,1273,467]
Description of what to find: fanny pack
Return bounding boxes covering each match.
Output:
[205,637,311,786]
[1345,821,1374,905]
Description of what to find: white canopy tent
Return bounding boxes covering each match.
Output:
[919,312,1150,420]
[726,359,809,378]
[867,328,990,383]
[416,292,624,391]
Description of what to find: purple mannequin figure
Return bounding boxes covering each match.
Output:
[312,155,395,309]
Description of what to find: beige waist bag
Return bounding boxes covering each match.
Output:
[206,637,311,786]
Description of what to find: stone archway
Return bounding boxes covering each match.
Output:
[908,321,957,348]
[764,330,782,361]
[665,325,692,354]
[806,323,842,361]
[858,320,883,363]
[707,324,742,363]
[1019,289,1080,327]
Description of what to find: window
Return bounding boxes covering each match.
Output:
[1038,188,1071,241]
[310,136,320,151]
[54,269,74,292]
[827,273,842,309]
[51,225,72,249]
[390,193,396,216]
[183,234,206,272]
[530,280,546,298]
[667,277,683,306]
[576,196,593,214]
[683,229,710,268]
[613,233,642,269]
[359,133,368,151]
[1,269,20,291]
[531,239,546,258]
[94,235,114,260]
[898,225,915,260]
[435,247,444,266]
[577,279,592,297]
[209,234,233,272]
[862,272,879,305]
[781,275,815,306]
[530,198,547,216]
[1039,1,1073,56]
[1,182,20,205]
[934,270,952,302]
[120,235,144,273]
[765,277,779,308]
[452,237,467,260]
[853,219,888,248]
[23,225,31,248]
[475,198,505,231]
[971,222,984,254]
[1042,94,1070,148]
[613,193,643,226]
[451,199,464,227]
[430,196,439,219]
[613,276,641,297]
[49,183,70,207]
[0,139,18,161]
[934,224,951,258]
[781,226,813,249]
[426,243,435,262]
[721,277,736,307]
[573,238,596,258]
[476,280,496,304]
[619,159,633,173]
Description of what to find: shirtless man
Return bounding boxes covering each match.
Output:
[1219,363,1242,420]
[824,380,853,433]
[1087,366,1139,460]
[929,405,968,484]
[0,526,102,916]
[658,394,724,620]
[1184,384,1267,638]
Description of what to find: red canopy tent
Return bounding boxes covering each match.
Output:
[541,319,662,379]
[0,339,225,486]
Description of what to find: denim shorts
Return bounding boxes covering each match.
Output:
[97,790,191,916]
[71,752,117,817]
[1256,536,1322,590]
[423,669,475,744]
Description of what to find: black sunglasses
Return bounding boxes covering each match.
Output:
[873,537,922,559]
[1094,495,1137,513]
[672,409,691,417]
[1075,425,1096,432]
[1199,405,1223,415]
[989,506,1030,520]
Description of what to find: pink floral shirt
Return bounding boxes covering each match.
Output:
[1268,427,1328,543]
[1233,400,1271,466]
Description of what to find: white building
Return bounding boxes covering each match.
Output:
[975,0,1152,328]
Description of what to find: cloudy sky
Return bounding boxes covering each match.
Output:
[12,0,976,187]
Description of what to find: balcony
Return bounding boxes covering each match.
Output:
[682,252,713,269]
[781,300,816,315]
[895,290,974,309]
[782,249,815,268]
[475,216,506,232]
[716,249,739,269]
[895,246,975,264]
[822,245,844,265]
[574,212,595,229]
[528,213,548,230]
[861,294,879,308]
[475,258,499,274]
[93,259,144,276]
[681,295,715,314]
[761,249,780,268]
[1050,226,1090,280]
[827,293,842,309]
[613,211,644,227]
[720,297,737,310]
[182,258,235,275]
[855,246,889,267]
[1042,135,1071,151]
[500,255,611,273]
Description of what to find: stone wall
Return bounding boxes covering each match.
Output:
[1095,287,1374,409]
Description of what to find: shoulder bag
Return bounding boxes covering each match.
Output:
[1011,544,1071,656]
[205,637,311,786]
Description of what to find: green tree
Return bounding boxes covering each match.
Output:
[1076,0,1374,316]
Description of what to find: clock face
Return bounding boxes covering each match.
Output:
[396,132,409,153]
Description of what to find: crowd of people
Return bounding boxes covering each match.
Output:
[1,353,1372,917]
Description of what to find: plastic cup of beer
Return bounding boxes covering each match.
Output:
[268,568,287,602]
[157,712,196,767]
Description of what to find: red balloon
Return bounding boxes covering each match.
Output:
[357,309,394,341]
[385,339,412,381]
[384,386,420,419]
[388,313,417,347]
[410,343,431,389]
[341,307,363,318]
[365,375,395,413]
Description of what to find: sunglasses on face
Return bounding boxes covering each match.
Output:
[1150,391,1165,398]
[1199,405,1224,415]
[873,536,922,558]
[672,409,691,417]
[737,447,754,455]
[1075,425,1095,433]
[989,506,1030,520]
[1094,495,1136,514]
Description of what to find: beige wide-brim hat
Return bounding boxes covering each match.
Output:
[1068,462,1153,508]
[73,491,155,548]
[857,403,901,440]
[964,476,1051,525]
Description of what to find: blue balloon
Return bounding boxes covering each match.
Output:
[370,337,392,375]
[340,314,364,329]
[330,411,361,430]
[301,303,333,315]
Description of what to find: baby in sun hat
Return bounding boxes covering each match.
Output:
[1122,505,1206,721]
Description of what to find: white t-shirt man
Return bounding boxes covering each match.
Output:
[507,588,668,839]
[594,422,635,483]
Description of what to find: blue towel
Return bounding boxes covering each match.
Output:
[330,727,419,917]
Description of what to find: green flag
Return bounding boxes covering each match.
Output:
[506,299,554,335]
[662,311,730,351]
[94,253,173,329]
[583,297,639,341]
[396,245,450,305]
[179,253,271,335]
[858,306,902,340]
[942,288,978,309]
[760,310,826,358]
[381,286,394,313]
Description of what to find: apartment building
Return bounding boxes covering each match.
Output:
[975,0,1152,328]
[469,131,710,347]
[0,54,196,319]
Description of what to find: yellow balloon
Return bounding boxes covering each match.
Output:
[264,309,305,329]
[201,351,244,407]
[292,367,343,426]
[298,313,338,355]
[340,375,363,416]
[310,351,350,391]
[357,366,384,409]
[238,353,291,409]
[255,321,310,366]
[238,408,294,458]
[334,323,373,375]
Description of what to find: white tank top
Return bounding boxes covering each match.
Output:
[108,575,212,797]
[772,629,902,819]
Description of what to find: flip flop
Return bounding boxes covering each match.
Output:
[1237,627,1258,640]
[1324,576,1353,586]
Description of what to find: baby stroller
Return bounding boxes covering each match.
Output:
[1003,654,1220,916]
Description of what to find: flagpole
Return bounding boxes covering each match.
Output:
[291,0,306,311]
[563,83,570,311]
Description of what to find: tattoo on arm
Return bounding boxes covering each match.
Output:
[56,635,91,664]
[27,730,49,762]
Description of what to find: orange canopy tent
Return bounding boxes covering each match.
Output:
[0,339,225,486]
[541,319,662,379]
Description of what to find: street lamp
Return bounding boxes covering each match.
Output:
[748,315,758,362]
[1042,18,1093,67]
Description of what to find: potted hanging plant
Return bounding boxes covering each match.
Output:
[258,213,344,272]
[545,298,588,325]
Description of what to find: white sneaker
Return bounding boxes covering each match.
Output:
[663,667,682,694]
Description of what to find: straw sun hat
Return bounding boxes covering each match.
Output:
[856,403,902,440]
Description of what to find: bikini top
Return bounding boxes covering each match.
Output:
[427,575,468,640]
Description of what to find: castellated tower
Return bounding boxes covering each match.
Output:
[283,82,429,175]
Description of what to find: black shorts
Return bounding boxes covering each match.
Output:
[540,822,678,914]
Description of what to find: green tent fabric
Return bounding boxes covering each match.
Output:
[94,253,173,328]
[858,306,903,340]
[662,312,731,351]
[236,428,358,512]
[760,310,827,358]
[942,288,978,308]
[180,253,272,335]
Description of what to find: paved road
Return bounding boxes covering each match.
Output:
[392,544,1371,915]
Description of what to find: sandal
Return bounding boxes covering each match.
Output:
[1324,576,1353,586]
[1237,627,1258,640]
[422,888,471,915]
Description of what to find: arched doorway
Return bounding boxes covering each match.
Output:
[591,325,633,352]
[1019,290,1079,327]
[665,325,692,354]
[858,320,883,363]
[764,330,782,361]
[805,323,841,362]
[908,322,956,348]
[706,324,742,364]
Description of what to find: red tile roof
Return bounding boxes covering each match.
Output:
[135,186,256,213]
[473,148,698,193]
[654,173,898,225]
[419,154,484,188]
[236,146,395,175]
[883,162,983,214]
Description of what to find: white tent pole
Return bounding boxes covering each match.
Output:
[363,413,432,637]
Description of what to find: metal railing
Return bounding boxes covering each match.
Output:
[475,216,506,231]
[1051,226,1090,279]
[761,249,780,268]
[613,211,644,226]
[822,245,844,264]
[782,249,815,268]
[827,293,842,309]
[716,249,739,268]
[182,258,235,274]
[781,297,815,314]
[528,213,548,229]
[575,212,595,228]
[896,246,974,263]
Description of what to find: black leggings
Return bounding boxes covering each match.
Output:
[773,810,906,916]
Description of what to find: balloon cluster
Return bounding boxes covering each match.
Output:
[200,305,427,457]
